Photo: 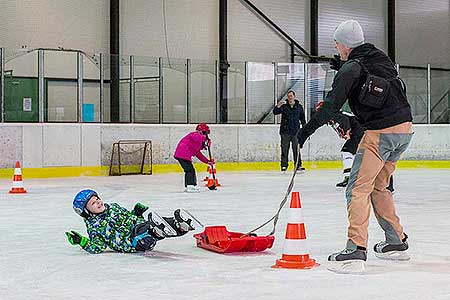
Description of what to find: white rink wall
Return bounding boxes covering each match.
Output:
[0,123,449,169]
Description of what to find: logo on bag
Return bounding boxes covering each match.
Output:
[374,86,384,93]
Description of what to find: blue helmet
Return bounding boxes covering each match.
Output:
[73,189,98,218]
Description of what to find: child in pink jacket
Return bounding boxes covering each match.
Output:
[174,123,214,192]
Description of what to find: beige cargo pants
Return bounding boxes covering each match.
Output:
[345,122,413,249]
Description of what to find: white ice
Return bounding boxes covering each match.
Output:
[1,169,450,300]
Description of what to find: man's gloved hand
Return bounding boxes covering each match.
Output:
[329,119,351,140]
[65,230,88,247]
[330,54,343,71]
[133,202,149,217]
[329,113,351,140]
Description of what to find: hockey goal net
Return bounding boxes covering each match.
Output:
[109,140,153,176]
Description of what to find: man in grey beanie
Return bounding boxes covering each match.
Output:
[297,20,413,273]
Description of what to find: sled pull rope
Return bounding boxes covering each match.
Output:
[245,144,302,236]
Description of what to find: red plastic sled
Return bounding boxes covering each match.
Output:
[193,226,275,253]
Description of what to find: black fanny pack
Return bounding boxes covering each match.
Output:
[355,59,400,109]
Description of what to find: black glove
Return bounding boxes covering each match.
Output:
[329,113,351,139]
[330,54,343,71]
[133,202,149,217]
[65,230,88,247]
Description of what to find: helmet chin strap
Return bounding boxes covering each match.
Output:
[81,209,92,219]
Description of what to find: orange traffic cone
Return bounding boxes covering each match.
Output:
[272,191,318,269]
[9,161,27,194]
[204,165,221,187]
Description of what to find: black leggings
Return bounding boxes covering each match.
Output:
[176,158,197,187]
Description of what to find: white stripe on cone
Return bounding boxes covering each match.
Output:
[12,181,24,188]
[288,209,305,224]
[282,239,309,255]
[14,168,22,175]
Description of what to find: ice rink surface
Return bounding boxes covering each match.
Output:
[1,169,450,300]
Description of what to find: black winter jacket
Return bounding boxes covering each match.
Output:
[298,43,412,146]
[273,100,306,136]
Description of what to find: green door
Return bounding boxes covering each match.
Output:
[5,77,39,122]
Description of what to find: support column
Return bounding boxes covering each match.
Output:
[387,0,395,63]
[187,58,191,123]
[0,48,4,122]
[77,52,83,122]
[130,55,135,123]
[290,43,295,63]
[38,50,45,122]
[159,57,163,123]
[110,0,120,122]
[427,64,431,124]
[99,53,104,123]
[219,0,229,123]
[310,0,318,62]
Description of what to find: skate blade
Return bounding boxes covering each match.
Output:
[335,186,346,191]
[150,211,178,236]
[327,260,365,274]
[375,251,410,261]
[179,209,204,229]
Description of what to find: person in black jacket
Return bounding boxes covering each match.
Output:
[273,90,306,173]
[297,20,413,271]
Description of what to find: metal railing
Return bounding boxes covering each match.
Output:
[0,47,449,125]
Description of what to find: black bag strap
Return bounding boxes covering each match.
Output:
[352,58,406,93]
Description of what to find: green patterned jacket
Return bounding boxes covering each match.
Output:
[81,203,144,254]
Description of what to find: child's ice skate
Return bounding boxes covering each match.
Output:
[336,176,349,190]
[173,209,204,233]
[147,211,178,237]
[185,185,201,193]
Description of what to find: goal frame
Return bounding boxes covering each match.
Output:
[109,140,153,176]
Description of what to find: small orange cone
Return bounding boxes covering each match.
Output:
[204,165,221,187]
[9,161,27,194]
[272,191,318,269]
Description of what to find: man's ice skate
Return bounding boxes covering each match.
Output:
[327,246,367,274]
[281,167,287,174]
[336,176,349,190]
[147,211,178,237]
[373,234,410,261]
[185,185,201,193]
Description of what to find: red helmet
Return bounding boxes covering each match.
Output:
[196,123,210,134]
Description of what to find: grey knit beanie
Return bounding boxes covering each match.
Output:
[333,20,365,48]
